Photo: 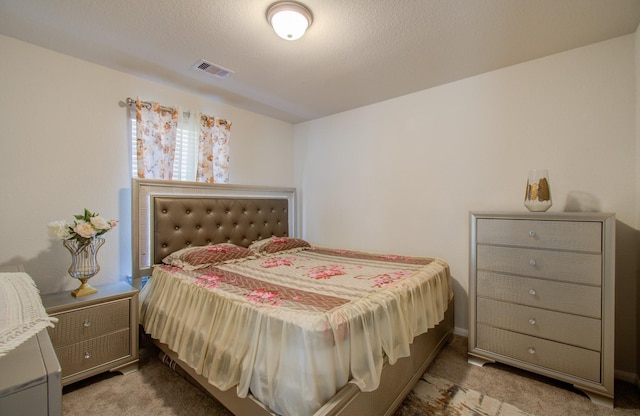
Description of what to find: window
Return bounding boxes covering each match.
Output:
[128,98,231,183]
[130,112,198,181]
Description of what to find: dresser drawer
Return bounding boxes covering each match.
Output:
[55,329,131,378]
[477,271,601,318]
[477,245,602,285]
[477,325,601,382]
[476,298,601,350]
[48,299,130,346]
[476,219,602,252]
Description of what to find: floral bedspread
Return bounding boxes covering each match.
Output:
[140,246,452,416]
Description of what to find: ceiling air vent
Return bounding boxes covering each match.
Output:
[192,59,234,79]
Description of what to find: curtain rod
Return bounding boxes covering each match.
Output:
[125,97,174,112]
[125,97,230,125]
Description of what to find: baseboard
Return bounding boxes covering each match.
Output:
[614,369,639,385]
[453,326,468,337]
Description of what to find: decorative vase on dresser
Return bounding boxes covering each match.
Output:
[468,212,615,407]
[41,281,139,386]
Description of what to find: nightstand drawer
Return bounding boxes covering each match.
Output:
[476,218,602,252]
[477,324,600,382]
[477,245,601,285]
[41,282,139,386]
[477,271,601,318]
[55,329,130,378]
[48,299,130,346]
[477,298,601,350]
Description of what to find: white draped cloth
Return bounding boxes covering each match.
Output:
[0,272,57,357]
[140,247,452,416]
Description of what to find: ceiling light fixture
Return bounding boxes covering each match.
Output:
[266,1,313,41]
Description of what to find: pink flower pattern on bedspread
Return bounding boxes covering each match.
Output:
[246,289,284,306]
[370,271,413,288]
[194,273,236,289]
[303,264,347,279]
[260,257,295,268]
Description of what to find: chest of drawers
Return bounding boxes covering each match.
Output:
[468,212,615,407]
[41,282,139,386]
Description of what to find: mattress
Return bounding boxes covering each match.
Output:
[139,242,452,416]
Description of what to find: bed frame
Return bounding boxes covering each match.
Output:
[132,178,454,416]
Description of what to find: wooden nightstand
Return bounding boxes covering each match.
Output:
[41,282,139,386]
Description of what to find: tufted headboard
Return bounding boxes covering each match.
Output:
[132,179,297,281]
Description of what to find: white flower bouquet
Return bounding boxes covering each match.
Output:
[48,208,118,250]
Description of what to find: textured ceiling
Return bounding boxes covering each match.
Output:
[1,0,640,124]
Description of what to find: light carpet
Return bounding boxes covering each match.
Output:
[63,335,640,416]
[396,374,531,416]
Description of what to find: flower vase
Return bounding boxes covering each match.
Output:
[524,169,552,212]
[63,237,104,297]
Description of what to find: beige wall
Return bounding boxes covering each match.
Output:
[1,28,638,380]
[294,35,638,376]
[0,34,294,294]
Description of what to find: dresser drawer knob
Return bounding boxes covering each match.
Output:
[528,259,537,266]
[528,347,536,355]
[84,352,91,359]
[529,231,536,237]
[83,320,91,328]
[528,289,537,296]
[529,318,536,325]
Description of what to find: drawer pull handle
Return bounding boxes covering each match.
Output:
[528,289,536,296]
[528,347,536,355]
[84,352,91,359]
[529,259,537,266]
[529,231,536,237]
[83,320,91,328]
[529,318,536,325]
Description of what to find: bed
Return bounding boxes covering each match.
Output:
[132,179,454,416]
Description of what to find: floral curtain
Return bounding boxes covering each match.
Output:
[197,114,231,183]
[135,99,179,179]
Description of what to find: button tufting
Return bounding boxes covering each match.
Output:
[162,209,167,214]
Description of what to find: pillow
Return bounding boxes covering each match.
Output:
[249,237,311,255]
[162,243,253,270]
